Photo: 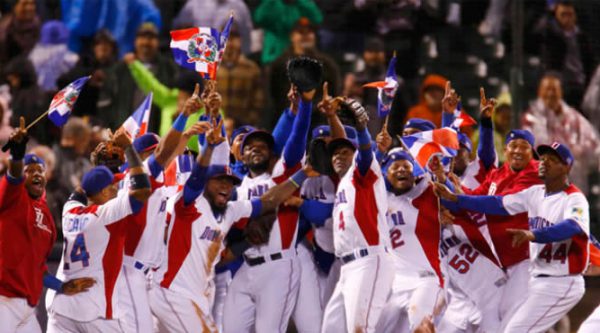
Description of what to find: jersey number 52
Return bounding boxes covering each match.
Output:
[449,244,479,274]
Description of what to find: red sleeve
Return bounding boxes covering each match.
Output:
[0,175,26,210]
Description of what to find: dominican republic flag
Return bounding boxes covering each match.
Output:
[121,93,152,138]
[450,102,477,129]
[48,76,90,126]
[164,153,195,188]
[363,54,398,118]
[170,14,233,80]
[401,128,459,168]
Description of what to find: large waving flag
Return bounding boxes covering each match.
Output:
[170,14,233,80]
[363,53,398,118]
[450,102,477,129]
[401,128,459,168]
[48,76,90,126]
[121,93,152,138]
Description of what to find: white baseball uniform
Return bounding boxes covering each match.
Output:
[47,192,134,332]
[151,192,255,333]
[376,178,445,333]
[578,304,600,333]
[322,154,395,333]
[497,184,590,332]
[222,156,302,333]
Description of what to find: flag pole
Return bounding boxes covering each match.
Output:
[25,110,50,130]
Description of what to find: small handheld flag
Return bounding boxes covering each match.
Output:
[363,53,398,118]
[48,76,90,127]
[121,93,153,138]
[451,102,477,129]
[400,128,459,168]
[170,14,234,80]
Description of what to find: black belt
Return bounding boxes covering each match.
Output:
[244,252,283,266]
[341,249,369,264]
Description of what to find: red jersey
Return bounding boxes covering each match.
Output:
[463,159,541,268]
[0,175,56,306]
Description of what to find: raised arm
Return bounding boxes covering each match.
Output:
[282,87,315,167]
[112,128,152,206]
[272,86,298,156]
[5,117,27,179]
[126,56,176,110]
[431,181,510,216]
[477,87,496,169]
[441,81,458,128]
[344,98,372,176]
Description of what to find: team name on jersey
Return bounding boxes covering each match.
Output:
[33,207,52,233]
[465,211,487,227]
[199,226,222,242]
[302,186,327,201]
[440,234,462,257]
[335,190,348,205]
[248,184,269,199]
[65,216,90,233]
[388,211,405,226]
[529,216,552,230]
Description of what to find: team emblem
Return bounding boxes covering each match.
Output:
[187,33,218,63]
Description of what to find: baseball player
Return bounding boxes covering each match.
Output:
[1,118,94,333]
[151,121,316,332]
[434,141,590,332]
[375,149,445,333]
[321,98,395,333]
[47,127,152,332]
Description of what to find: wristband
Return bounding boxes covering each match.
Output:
[289,170,308,188]
[173,113,188,132]
[129,173,151,190]
[43,274,63,293]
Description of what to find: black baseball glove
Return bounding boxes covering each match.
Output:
[287,57,323,93]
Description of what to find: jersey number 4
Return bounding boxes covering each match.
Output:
[64,233,90,268]
[538,243,567,264]
[449,244,479,274]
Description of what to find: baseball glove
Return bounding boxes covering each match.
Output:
[343,98,369,124]
[90,140,125,173]
[287,57,323,93]
[308,138,332,175]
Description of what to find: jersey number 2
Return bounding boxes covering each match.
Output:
[65,233,90,267]
[390,229,405,249]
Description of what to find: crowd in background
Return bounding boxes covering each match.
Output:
[0,0,599,230]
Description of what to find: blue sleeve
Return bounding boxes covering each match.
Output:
[375,149,386,165]
[250,199,262,218]
[231,160,248,178]
[43,274,63,292]
[300,200,333,227]
[272,108,295,157]
[147,154,163,179]
[283,100,311,167]
[532,219,585,243]
[457,195,510,215]
[477,117,495,169]
[183,164,208,205]
[129,196,145,214]
[356,128,373,176]
[5,173,24,185]
[442,112,455,128]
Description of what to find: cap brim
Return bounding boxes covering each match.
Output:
[211,174,242,186]
[241,131,275,152]
[536,145,565,164]
[327,138,357,156]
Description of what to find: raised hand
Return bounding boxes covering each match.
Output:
[182,121,212,139]
[62,277,96,295]
[479,87,496,119]
[442,81,460,114]
[9,117,28,144]
[206,117,225,146]
[430,181,458,202]
[112,127,132,149]
[376,116,392,153]
[182,83,204,116]
[428,155,447,183]
[439,207,455,226]
[317,82,344,117]
[506,228,535,248]
[287,85,299,115]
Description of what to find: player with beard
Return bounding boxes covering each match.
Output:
[151,121,316,332]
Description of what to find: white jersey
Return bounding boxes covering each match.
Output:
[236,157,302,257]
[154,193,254,307]
[386,178,444,286]
[460,158,491,190]
[332,153,390,257]
[502,184,590,276]
[300,175,336,253]
[51,193,133,321]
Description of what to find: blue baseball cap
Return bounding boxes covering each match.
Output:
[231,125,256,143]
[133,133,160,153]
[24,154,45,167]
[536,142,574,167]
[240,130,275,153]
[82,166,115,196]
[458,132,472,152]
[382,148,425,177]
[312,125,331,139]
[206,165,242,185]
[404,118,436,132]
[327,126,359,155]
[505,129,535,148]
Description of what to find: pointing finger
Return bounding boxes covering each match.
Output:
[193,83,200,97]
[445,81,451,96]
[480,87,486,105]
[19,116,25,130]
[322,82,330,100]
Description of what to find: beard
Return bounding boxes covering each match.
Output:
[247,158,270,175]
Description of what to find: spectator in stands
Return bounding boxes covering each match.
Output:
[581,65,600,131]
[98,23,178,132]
[269,18,341,123]
[536,0,595,107]
[58,30,118,119]
[254,0,323,64]
[29,20,78,92]
[216,28,264,127]
[0,85,13,152]
[472,91,512,164]
[522,73,600,194]
[173,0,253,55]
[405,74,447,128]
[0,0,40,66]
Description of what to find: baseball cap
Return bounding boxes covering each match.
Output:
[231,125,256,143]
[206,165,242,185]
[458,132,472,152]
[40,20,69,45]
[382,148,425,177]
[133,133,160,153]
[82,166,115,196]
[505,129,535,148]
[404,118,436,132]
[536,142,574,167]
[24,154,45,167]
[312,125,331,139]
[327,126,359,155]
[136,22,159,38]
[240,130,275,153]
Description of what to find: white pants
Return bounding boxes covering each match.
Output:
[579,304,600,333]
[212,270,232,333]
[498,260,531,330]
[376,275,444,333]
[118,264,154,333]
[439,281,501,333]
[222,256,300,333]
[291,243,324,333]
[150,286,216,333]
[318,258,341,307]
[504,275,585,333]
[321,252,395,333]
[0,296,41,333]
[47,312,123,333]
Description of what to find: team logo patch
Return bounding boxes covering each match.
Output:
[571,207,584,222]
[187,33,218,63]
